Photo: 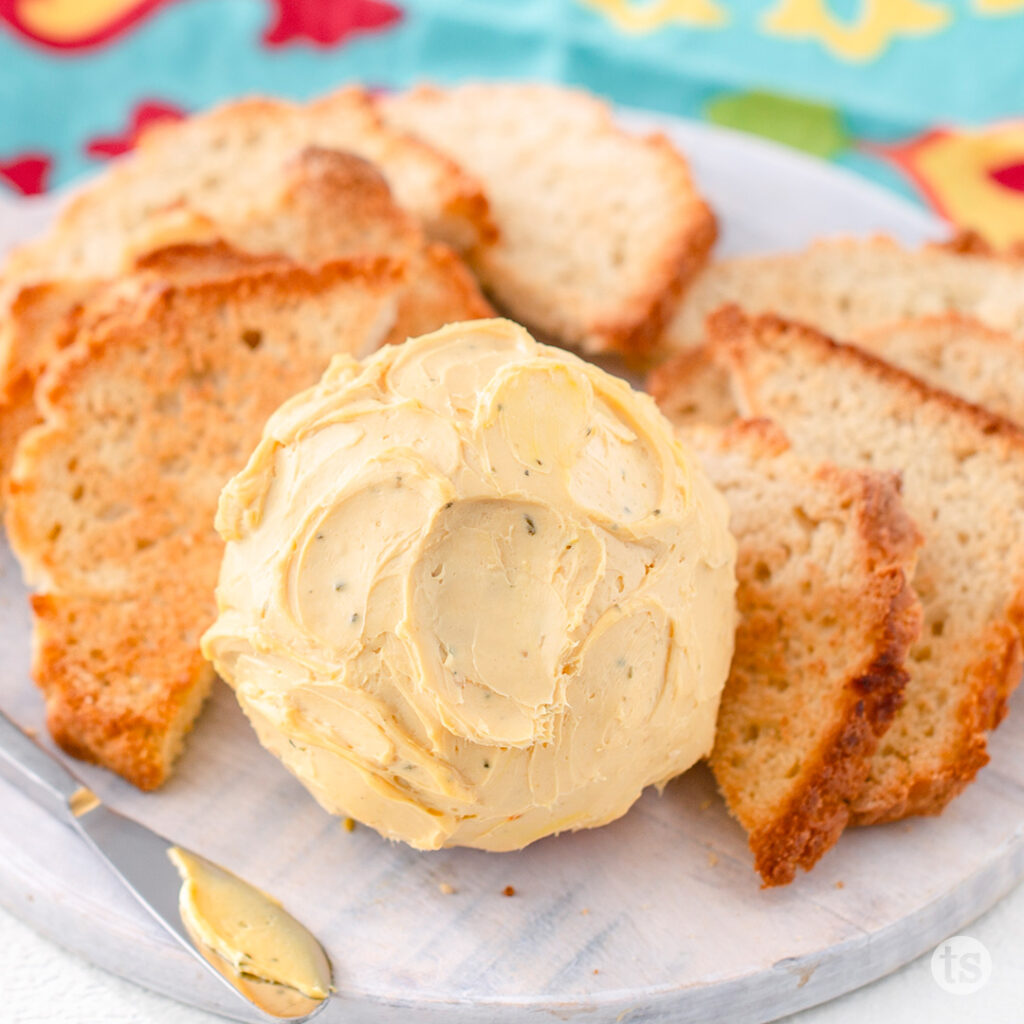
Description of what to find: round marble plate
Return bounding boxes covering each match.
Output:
[2,112,1022,1024]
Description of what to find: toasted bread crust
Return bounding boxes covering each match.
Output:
[0,150,491,513]
[307,87,497,251]
[649,354,946,857]
[9,88,495,279]
[747,537,921,884]
[593,145,717,359]
[851,619,1019,824]
[0,281,100,506]
[587,129,717,357]
[711,306,1024,442]
[649,305,1024,439]
[709,308,1024,822]
[661,232,1024,355]
[31,591,216,791]
[0,373,46,509]
[933,228,1024,259]
[383,242,494,346]
[8,255,401,586]
[851,312,1024,428]
[5,252,402,788]
[698,419,923,885]
[646,342,737,427]
[381,84,716,357]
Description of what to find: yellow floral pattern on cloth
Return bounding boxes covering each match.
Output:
[974,0,1024,13]
[580,0,726,33]
[762,0,950,61]
[13,0,145,42]
[876,124,1024,247]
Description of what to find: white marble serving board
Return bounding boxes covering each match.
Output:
[2,113,1022,1024]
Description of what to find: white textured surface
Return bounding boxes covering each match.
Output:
[1,115,1022,1024]
[2,882,1021,1023]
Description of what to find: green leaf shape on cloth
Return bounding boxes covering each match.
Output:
[706,90,851,158]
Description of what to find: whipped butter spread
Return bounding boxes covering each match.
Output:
[168,847,331,1015]
[202,319,736,851]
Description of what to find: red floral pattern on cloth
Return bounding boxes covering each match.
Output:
[85,100,187,159]
[262,0,403,47]
[0,153,52,195]
[989,160,1024,194]
[872,124,1024,247]
[0,0,403,53]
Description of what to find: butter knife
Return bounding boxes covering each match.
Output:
[0,708,332,1023]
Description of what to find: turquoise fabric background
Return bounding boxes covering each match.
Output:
[1,0,1023,236]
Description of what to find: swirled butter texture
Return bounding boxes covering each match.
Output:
[168,847,331,1015]
[202,320,736,851]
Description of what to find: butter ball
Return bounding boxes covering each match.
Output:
[202,320,736,851]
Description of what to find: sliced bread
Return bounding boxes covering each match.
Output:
[0,149,492,504]
[127,147,493,345]
[685,420,923,884]
[852,314,1024,427]
[649,311,1024,432]
[647,344,737,428]
[709,308,1024,823]
[381,82,716,357]
[4,252,402,788]
[663,234,1024,353]
[2,87,494,293]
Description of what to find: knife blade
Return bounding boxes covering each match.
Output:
[0,708,331,1022]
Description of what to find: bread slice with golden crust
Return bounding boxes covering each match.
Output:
[381,83,716,357]
[0,149,492,505]
[127,147,493,346]
[28,585,218,792]
[386,242,493,345]
[306,89,495,253]
[662,234,1024,354]
[647,345,737,429]
[708,308,1024,823]
[852,314,1024,427]
[5,253,402,789]
[677,420,923,885]
[0,279,101,504]
[3,87,494,291]
[648,310,1024,434]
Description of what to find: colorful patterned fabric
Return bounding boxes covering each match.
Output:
[2,0,1023,242]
